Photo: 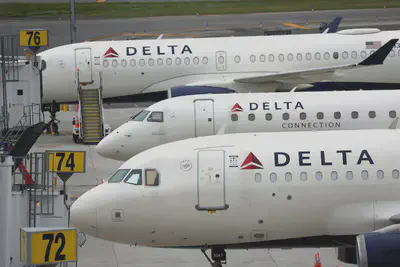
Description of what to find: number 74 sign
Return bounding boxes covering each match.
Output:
[46,150,86,173]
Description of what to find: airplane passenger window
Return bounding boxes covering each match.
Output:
[121,59,127,67]
[130,110,150,121]
[166,58,172,65]
[368,111,376,119]
[269,54,275,62]
[324,52,330,60]
[157,58,163,66]
[285,172,292,182]
[370,50,375,56]
[360,51,367,59]
[270,173,277,182]
[334,112,341,119]
[316,112,324,120]
[108,169,130,183]
[390,50,395,57]
[147,112,164,122]
[255,173,262,182]
[148,58,155,66]
[282,113,289,120]
[185,57,191,65]
[392,169,399,179]
[346,171,353,180]
[377,170,384,180]
[103,60,109,68]
[248,114,255,121]
[250,55,256,63]
[351,111,359,119]
[361,170,369,180]
[175,58,181,65]
[202,57,208,64]
[124,169,142,185]
[296,53,302,61]
[112,60,118,67]
[299,112,307,120]
[333,52,339,59]
[139,59,145,66]
[260,54,266,62]
[231,114,238,121]
[287,53,293,61]
[351,51,357,59]
[305,53,311,61]
[278,54,284,62]
[331,171,338,181]
[145,169,160,186]
[300,172,307,181]
[193,57,200,65]
[265,113,272,121]
[342,51,348,59]
[130,59,136,67]
[315,172,322,181]
[234,56,241,63]
[389,110,397,118]
[314,52,321,60]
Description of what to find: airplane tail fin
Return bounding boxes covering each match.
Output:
[322,17,342,33]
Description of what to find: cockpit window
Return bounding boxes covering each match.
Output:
[147,112,163,122]
[124,169,142,185]
[108,169,130,183]
[145,169,160,186]
[130,110,150,121]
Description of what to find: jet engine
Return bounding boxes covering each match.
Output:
[167,86,236,98]
[336,247,357,265]
[356,232,400,267]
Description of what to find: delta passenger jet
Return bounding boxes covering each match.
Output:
[72,129,400,267]
[97,90,400,161]
[38,31,399,105]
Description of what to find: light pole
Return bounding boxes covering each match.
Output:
[70,0,77,43]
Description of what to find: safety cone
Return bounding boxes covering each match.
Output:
[314,252,322,267]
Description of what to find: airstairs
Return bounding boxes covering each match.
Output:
[77,72,105,144]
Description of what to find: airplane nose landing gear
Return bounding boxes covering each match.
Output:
[201,246,226,267]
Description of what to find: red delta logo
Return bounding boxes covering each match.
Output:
[240,152,263,170]
[104,47,119,58]
[231,103,243,112]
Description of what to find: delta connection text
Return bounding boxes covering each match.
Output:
[247,101,340,129]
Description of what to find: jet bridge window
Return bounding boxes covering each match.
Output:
[389,110,397,118]
[145,169,160,186]
[147,112,164,122]
[130,110,150,121]
[124,169,142,185]
[108,169,130,183]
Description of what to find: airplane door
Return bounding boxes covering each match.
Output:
[216,51,227,71]
[196,150,229,211]
[75,48,93,84]
[194,99,215,137]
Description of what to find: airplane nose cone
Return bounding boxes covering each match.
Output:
[96,135,115,159]
[71,189,98,237]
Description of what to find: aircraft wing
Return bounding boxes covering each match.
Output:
[234,38,398,85]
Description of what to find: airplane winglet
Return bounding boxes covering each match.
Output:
[389,117,399,129]
[323,17,342,33]
[358,38,398,66]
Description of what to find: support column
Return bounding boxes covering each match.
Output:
[0,156,13,267]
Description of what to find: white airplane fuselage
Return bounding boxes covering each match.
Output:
[72,129,400,248]
[39,30,400,104]
[97,90,400,161]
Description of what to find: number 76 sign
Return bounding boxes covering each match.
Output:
[46,150,86,173]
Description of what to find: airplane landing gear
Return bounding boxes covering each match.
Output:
[201,246,226,267]
[44,100,60,135]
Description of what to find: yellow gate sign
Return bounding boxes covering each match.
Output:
[20,227,77,265]
[20,29,49,47]
[47,150,86,173]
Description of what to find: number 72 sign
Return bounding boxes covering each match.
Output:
[47,150,86,173]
